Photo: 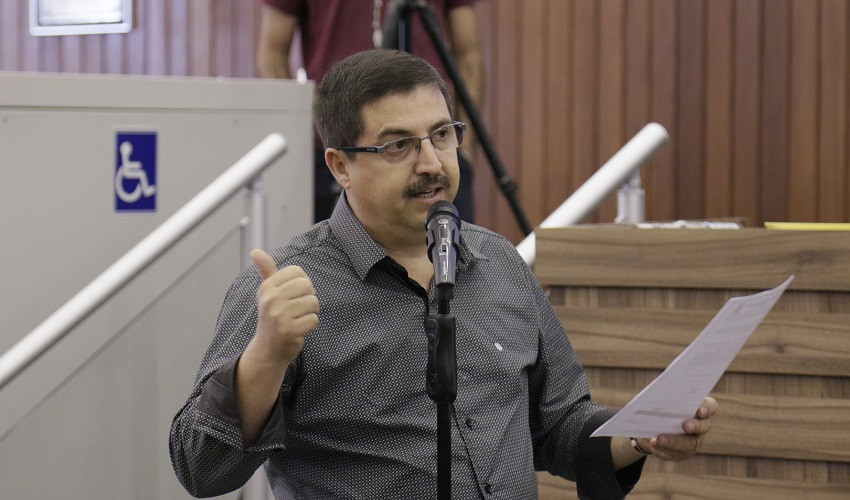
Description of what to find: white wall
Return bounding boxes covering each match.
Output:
[0,72,313,499]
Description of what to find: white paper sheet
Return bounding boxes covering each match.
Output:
[591,275,794,438]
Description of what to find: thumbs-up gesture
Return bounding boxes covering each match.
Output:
[250,249,319,365]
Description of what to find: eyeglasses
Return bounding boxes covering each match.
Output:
[335,121,466,163]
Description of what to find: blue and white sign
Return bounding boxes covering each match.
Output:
[114,132,157,212]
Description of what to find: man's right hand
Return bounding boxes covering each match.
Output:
[250,249,319,366]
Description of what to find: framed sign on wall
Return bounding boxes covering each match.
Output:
[29,0,133,36]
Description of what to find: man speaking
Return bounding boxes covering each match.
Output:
[169,49,717,499]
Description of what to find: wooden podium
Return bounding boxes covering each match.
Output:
[532,227,850,499]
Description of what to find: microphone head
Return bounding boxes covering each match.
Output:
[425,201,461,274]
[426,200,460,227]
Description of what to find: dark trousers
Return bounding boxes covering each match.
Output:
[313,149,476,224]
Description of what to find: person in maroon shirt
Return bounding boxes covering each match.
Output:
[257,0,483,223]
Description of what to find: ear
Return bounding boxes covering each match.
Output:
[325,148,352,190]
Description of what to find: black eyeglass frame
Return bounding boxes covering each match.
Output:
[334,121,466,157]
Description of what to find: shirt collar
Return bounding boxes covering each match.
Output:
[328,193,482,280]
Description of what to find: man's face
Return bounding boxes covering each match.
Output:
[332,85,460,243]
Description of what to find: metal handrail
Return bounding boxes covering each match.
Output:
[0,133,287,391]
[515,123,669,265]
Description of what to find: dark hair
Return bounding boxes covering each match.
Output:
[313,49,453,153]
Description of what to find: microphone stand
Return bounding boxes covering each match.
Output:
[424,284,457,500]
[385,0,533,236]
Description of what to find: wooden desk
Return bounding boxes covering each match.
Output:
[533,227,850,499]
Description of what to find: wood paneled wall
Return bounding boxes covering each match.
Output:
[474,0,850,244]
[534,227,850,498]
[0,0,260,77]
[2,1,849,244]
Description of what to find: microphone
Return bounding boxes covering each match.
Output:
[426,201,461,290]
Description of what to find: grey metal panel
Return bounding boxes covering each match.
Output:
[0,73,313,498]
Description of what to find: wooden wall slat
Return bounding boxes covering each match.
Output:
[236,0,258,78]
[21,3,38,72]
[732,0,763,225]
[535,227,850,292]
[591,387,850,463]
[585,366,849,400]
[705,0,734,218]
[212,0,230,77]
[761,0,792,223]
[126,0,145,74]
[647,0,676,219]
[625,0,651,136]
[538,470,850,500]
[544,0,571,218]
[147,0,167,75]
[471,1,495,230]
[677,0,706,219]
[555,306,850,376]
[188,0,211,77]
[169,0,189,76]
[60,35,83,74]
[105,33,124,75]
[571,0,599,222]
[560,286,850,315]
[0,0,17,70]
[716,372,850,400]
[789,0,820,222]
[519,0,546,224]
[82,33,103,74]
[819,0,848,221]
[597,0,625,223]
[40,37,59,73]
[491,0,522,244]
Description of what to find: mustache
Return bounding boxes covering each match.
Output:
[403,173,451,198]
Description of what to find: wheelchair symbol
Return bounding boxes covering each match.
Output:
[115,141,156,203]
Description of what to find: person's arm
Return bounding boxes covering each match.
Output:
[446,5,483,157]
[168,249,317,496]
[237,249,318,445]
[257,4,299,78]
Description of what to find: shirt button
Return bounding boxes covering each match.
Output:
[483,483,494,494]
[465,417,474,429]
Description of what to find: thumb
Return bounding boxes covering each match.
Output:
[250,249,278,280]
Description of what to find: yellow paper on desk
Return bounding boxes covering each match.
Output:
[764,222,850,231]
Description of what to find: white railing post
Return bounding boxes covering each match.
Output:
[615,171,646,225]
[515,123,669,266]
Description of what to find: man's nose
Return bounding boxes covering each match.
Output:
[414,138,442,172]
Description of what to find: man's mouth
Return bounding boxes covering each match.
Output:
[405,174,450,199]
[413,187,440,198]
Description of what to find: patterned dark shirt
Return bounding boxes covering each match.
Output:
[169,195,642,499]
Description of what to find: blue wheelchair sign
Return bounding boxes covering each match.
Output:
[115,132,157,212]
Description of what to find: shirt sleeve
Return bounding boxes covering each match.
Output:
[574,408,645,498]
[168,274,290,497]
[522,260,644,497]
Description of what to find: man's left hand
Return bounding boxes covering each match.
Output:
[634,396,719,461]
